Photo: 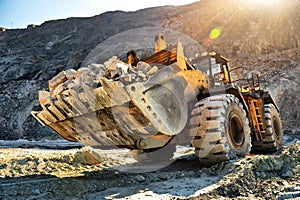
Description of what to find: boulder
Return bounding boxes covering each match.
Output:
[48,71,67,93]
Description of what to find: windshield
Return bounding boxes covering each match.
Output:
[210,58,221,76]
[192,56,210,73]
[192,56,221,76]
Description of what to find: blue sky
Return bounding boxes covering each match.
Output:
[0,0,198,29]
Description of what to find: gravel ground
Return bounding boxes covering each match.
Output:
[0,138,299,200]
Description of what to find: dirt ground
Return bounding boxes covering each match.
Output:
[0,136,299,200]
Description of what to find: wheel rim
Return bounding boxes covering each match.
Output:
[228,111,245,149]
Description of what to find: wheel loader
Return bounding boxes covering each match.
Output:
[32,33,283,165]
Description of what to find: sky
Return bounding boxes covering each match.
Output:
[0,0,198,29]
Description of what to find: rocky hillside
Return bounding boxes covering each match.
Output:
[0,0,299,140]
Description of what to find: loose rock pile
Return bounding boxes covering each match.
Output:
[38,56,158,105]
[208,141,300,199]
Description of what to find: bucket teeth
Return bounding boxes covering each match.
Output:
[40,80,131,121]
[34,81,139,146]
[68,89,89,115]
[99,78,130,105]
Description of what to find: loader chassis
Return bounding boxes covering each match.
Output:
[32,34,283,165]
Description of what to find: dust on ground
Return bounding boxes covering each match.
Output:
[0,139,299,200]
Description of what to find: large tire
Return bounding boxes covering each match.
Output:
[252,104,283,152]
[189,94,251,166]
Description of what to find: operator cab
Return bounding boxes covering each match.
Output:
[192,52,231,86]
[192,52,261,92]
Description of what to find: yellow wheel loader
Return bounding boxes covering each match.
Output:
[32,34,283,165]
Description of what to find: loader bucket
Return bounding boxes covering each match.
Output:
[32,35,210,149]
[32,63,195,148]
